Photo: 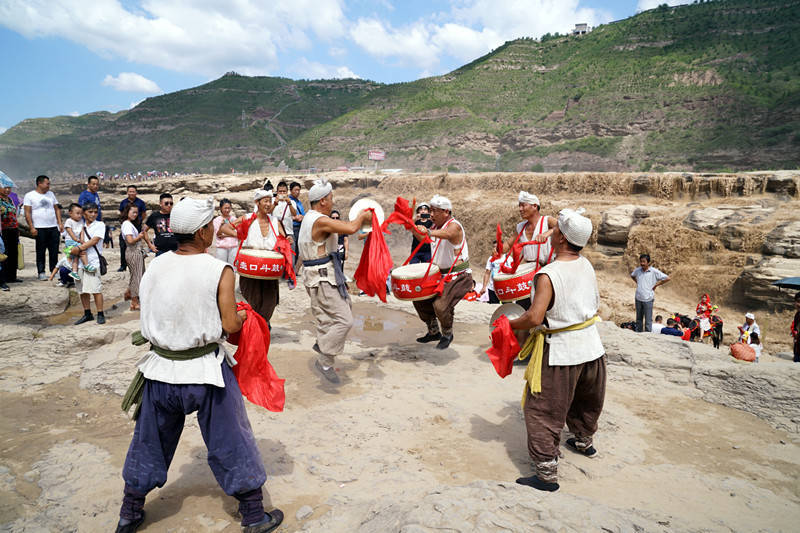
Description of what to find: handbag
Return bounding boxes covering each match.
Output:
[84,228,109,275]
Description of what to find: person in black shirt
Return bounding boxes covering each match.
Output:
[409,203,433,264]
[143,193,177,256]
[330,210,348,263]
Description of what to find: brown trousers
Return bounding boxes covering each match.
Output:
[239,277,279,323]
[412,272,473,336]
[523,344,607,463]
[307,281,353,366]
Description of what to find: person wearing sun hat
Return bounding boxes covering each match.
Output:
[507,208,606,493]
[115,196,284,533]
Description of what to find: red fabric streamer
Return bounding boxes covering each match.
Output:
[230,302,285,412]
[354,209,394,302]
[273,234,296,284]
[463,290,479,301]
[381,196,416,233]
[236,213,257,242]
[485,315,520,378]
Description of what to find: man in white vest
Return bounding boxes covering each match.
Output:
[506,191,557,310]
[411,195,472,350]
[298,178,371,384]
[508,208,606,492]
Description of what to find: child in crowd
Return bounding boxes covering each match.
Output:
[48,255,76,287]
[63,203,95,280]
[749,332,763,363]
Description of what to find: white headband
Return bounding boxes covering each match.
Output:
[170,196,215,234]
[308,178,333,203]
[518,191,539,206]
[430,194,452,211]
[557,207,592,248]
[254,189,273,202]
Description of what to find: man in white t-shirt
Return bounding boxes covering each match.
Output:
[271,181,296,246]
[23,175,63,280]
[650,315,665,334]
[72,203,106,325]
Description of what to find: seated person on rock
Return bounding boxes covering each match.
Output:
[660,318,683,337]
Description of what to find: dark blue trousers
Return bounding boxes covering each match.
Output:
[122,362,267,496]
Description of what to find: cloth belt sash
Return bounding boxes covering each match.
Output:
[121,330,219,420]
[518,315,600,407]
[302,253,348,299]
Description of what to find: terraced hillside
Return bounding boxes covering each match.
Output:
[0,75,380,176]
[1,0,798,176]
[291,0,800,172]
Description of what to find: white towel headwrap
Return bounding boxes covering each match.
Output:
[308,177,333,202]
[430,194,452,211]
[170,197,215,234]
[518,191,539,206]
[254,189,273,202]
[558,207,592,248]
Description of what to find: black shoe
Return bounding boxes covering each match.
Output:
[416,332,441,343]
[115,511,145,533]
[0,283,9,291]
[8,279,22,283]
[565,437,597,457]
[243,509,284,533]
[74,313,94,325]
[97,312,106,325]
[516,475,559,492]
[117,266,127,272]
[436,334,453,350]
[314,360,340,384]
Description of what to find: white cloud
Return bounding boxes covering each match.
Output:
[0,0,348,77]
[0,126,7,134]
[103,72,162,93]
[130,99,144,109]
[68,111,79,117]
[637,0,686,11]
[292,58,359,80]
[350,0,614,74]
[329,46,347,58]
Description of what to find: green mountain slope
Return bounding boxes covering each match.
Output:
[0,74,380,176]
[1,0,798,176]
[292,0,800,172]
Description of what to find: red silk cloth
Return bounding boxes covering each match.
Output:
[354,209,394,302]
[382,196,433,266]
[229,302,285,412]
[485,315,520,378]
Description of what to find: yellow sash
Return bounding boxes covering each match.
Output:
[518,315,600,407]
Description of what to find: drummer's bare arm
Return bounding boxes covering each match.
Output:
[218,222,238,239]
[277,222,287,238]
[218,266,245,334]
[313,210,371,240]
[509,274,553,330]
[428,222,462,245]
[533,216,558,243]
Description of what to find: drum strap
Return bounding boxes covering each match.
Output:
[500,217,553,276]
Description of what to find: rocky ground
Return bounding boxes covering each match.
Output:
[1,171,798,532]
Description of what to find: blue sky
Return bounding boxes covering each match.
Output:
[0,0,685,133]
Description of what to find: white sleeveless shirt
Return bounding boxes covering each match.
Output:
[299,209,338,287]
[431,218,470,272]
[136,252,234,387]
[242,214,280,250]
[534,256,604,366]
[516,217,553,266]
